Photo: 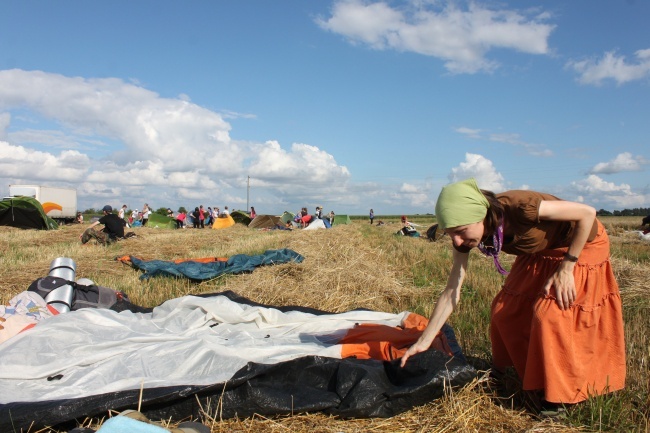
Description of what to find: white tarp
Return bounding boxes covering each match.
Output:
[303,218,326,230]
[0,294,408,404]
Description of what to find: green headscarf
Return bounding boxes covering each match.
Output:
[435,178,489,229]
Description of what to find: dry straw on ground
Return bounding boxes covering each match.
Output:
[1,219,647,432]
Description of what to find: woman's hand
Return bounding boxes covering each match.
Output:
[400,339,431,367]
[0,317,5,330]
[538,199,594,311]
[543,263,576,310]
[401,248,469,368]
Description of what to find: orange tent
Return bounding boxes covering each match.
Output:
[212,214,235,229]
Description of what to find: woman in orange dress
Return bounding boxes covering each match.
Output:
[400,178,625,410]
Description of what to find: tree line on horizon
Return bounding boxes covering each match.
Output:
[596,208,650,217]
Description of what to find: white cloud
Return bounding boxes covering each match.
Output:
[400,183,419,193]
[589,152,648,174]
[455,126,553,157]
[449,153,506,192]
[248,141,350,186]
[573,175,632,194]
[571,175,648,208]
[488,133,553,157]
[397,182,434,209]
[566,48,650,86]
[317,0,555,74]
[439,155,648,212]
[0,141,90,182]
[0,69,351,212]
[455,126,482,139]
[76,182,124,199]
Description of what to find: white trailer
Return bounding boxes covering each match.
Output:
[8,185,77,223]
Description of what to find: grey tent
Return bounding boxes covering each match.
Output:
[248,214,282,229]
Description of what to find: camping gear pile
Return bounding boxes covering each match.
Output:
[0,256,476,432]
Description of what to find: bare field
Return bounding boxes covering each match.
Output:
[0,216,648,432]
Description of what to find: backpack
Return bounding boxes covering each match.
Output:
[425,224,439,241]
[28,276,129,310]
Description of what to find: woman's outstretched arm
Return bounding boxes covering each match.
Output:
[400,248,469,367]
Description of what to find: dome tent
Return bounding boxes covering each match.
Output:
[212,214,236,229]
[248,214,281,229]
[0,196,59,230]
[331,214,352,225]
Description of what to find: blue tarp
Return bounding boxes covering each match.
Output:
[126,248,304,280]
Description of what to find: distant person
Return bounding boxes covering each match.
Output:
[206,207,213,226]
[75,212,84,224]
[293,211,302,226]
[369,209,374,225]
[299,207,311,227]
[398,215,417,236]
[141,204,151,226]
[175,211,186,229]
[119,205,129,227]
[166,208,174,218]
[401,215,414,228]
[130,209,138,225]
[79,205,125,245]
[222,206,230,217]
[642,215,650,235]
[198,205,206,228]
[327,210,335,226]
[250,207,256,218]
[118,205,126,220]
[315,206,323,219]
[192,207,201,229]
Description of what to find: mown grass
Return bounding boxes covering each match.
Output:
[0,216,648,432]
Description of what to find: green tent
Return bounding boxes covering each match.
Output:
[0,196,59,230]
[280,211,295,224]
[231,210,252,225]
[147,213,176,229]
[332,214,352,225]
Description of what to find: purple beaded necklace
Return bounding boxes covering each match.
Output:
[478,219,509,275]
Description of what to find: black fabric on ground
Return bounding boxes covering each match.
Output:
[0,350,476,431]
[0,292,476,431]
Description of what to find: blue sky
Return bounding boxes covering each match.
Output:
[0,1,648,216]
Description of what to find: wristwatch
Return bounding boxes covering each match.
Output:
[563,252,579,262]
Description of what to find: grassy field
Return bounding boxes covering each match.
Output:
[0,216,648,432]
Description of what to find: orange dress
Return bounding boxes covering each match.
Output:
[490,191,626,404]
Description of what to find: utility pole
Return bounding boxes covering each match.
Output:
[246,175,250,213]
